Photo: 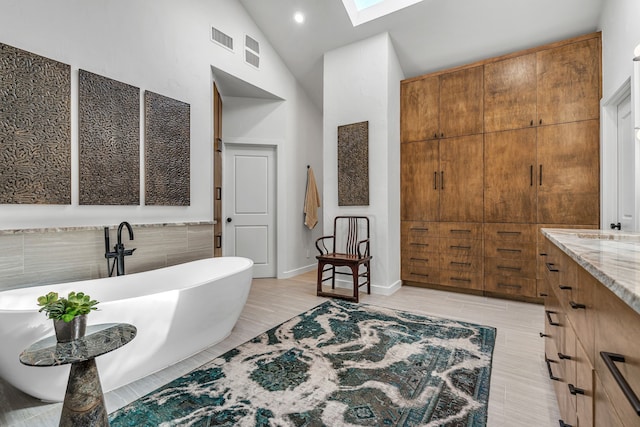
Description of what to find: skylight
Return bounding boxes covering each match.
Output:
[342,0,424,26]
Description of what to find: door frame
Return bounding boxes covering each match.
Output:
[223,137,284,278]
[601,78,637,230]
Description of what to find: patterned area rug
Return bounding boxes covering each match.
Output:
[109,300,496,426]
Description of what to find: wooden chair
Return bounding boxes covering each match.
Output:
[315,216,371,303]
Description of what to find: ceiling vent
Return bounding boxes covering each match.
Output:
[244,35,260,69]
[211,26,233,52]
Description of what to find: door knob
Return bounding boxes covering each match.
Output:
[226,218,232,223]
[610,222,621,230]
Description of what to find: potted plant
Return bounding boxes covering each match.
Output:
[37,291,99,342]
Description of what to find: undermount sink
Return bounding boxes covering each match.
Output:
[577,232,640,243]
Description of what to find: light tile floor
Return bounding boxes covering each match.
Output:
[0,272,560,426]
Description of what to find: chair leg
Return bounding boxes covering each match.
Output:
[350,264,359,303]
[331,265,336,289]
[316,261,325,296]
[366,260,371,295]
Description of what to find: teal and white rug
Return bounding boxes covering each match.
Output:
[109,300,496,426]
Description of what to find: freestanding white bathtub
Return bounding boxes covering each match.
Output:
[0,257,253,402]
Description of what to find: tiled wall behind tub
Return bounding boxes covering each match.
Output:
[0,222,214,291]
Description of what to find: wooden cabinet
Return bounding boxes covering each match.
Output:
[401,136,483,223]
[439,66,483,139]
[537,37,601,126]
[401,141,438,221]
[401,222,482,291]
[537,120,600,225]
[484,53,537,132]
[439,135,483,222]
[401,76,439,143]
[400,67,483,143]
[543,236,640,426]
[401,32,601,299]
[484,128,537,223]
[594,281,640,426]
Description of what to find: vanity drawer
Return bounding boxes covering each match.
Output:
[402,221,439,237]
[439,254,482,272]
[439,270,483,291]
[401,264,440,284]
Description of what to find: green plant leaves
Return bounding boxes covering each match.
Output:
[36,291,99,322]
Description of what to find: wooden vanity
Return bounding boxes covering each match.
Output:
[541,229,640,427]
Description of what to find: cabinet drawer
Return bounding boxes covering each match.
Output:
[439,222,482,239]
[575,340,594,427]
[485,275,536,297]
[439,238,482,257]
[402,253,439,270]
[440,254,482,273]
[484,223,536,242]
[484,239,536,259]
[402,264,440,284]
[404,236,440,253]
[594,283,640,427]
[402,221,439,237]
[439,270,483,291]
[484,257,536,278]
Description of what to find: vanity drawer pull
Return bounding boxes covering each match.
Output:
[545,356,560,381]
[497,282,522,289]
[497,265,521,272]
[546,310,560,326]
[539,332,550,338]
[558,352,572,360]
[449,229,471,234]
[569,301,586,310]
[568,384,585,395]
[450,277,471,283]
[559,285,572,290]
[450,245,472,250]
[546,262,559,272]
[409,257,429,262]
[410,227,429,232]
[497,248,522,253]
[450,261,471,267]
[601,352,640,416]
[497,231,521,235]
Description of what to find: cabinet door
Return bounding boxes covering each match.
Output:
[484,128,537,223]
[439,66,483,138]
[439,135,483,222]
[401,141,439,221]
[537,120,600,225]
[537,37,601,125]
[484,54,537,132]
[401,76,439,142]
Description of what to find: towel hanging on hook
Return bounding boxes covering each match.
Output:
[304,166,320,229]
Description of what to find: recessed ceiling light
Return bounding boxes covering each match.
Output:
[293,12,305,24]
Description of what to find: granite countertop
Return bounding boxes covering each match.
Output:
[0,221,215,235]
[542,228,640,315]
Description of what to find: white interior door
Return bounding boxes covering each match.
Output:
[224,144,276,277]
[617,94,635,231]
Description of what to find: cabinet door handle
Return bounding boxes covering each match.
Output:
[450,229,472,234]
[497,230,521,236]
[545,356,560,381]
[540,332,550,338]
[530,165,533,186]
[546,262,559,272]
[558,352,572,360]
[441,171,444,190]
[545,310,560,326]
[450,245,472,250]
[434,171,438,190]
[569,301,586,310]
[411,272,430,278]
[559,285,572,290]
[450,261,472,267]
[600,351,640,416]
[410,227,429,232]
[409,257,429,262]
[568,384,585,395]
[530,119,534,126]
[539,164,543,186]
[450,277,471,283]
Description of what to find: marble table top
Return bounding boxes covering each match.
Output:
[541,228,640,315]
[19,323,136,367]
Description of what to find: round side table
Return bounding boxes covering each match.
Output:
[20,323,136,427]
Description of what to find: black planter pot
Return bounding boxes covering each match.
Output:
[53,314,87,343]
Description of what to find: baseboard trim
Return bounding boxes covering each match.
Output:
[280,263,316,279]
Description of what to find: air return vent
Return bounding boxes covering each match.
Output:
[244,34,260,69]
[245,50,260,68]
[211,26,233,51]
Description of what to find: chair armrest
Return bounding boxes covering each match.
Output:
[357,238,370,258]
[315,236,334,255]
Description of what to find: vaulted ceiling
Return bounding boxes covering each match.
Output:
[239,0,605,110]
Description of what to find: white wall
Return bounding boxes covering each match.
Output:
[323,33,404,293]
[599,0,640,231]
[0,0,323,276]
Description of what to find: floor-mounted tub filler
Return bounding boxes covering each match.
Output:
[0,257,253,402]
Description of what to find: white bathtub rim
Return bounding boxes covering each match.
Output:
[0,256,253,313]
